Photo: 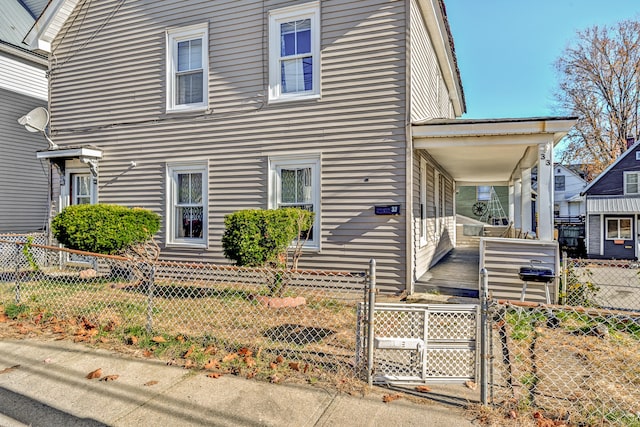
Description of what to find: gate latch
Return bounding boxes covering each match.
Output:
[374,337,424,351]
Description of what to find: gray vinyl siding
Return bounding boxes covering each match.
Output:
[412,150,454,280]
[409,0,454,122]
[48,0,408,290]
[0,88,49,233]
[587,213,601,256]
[480,238,559,304]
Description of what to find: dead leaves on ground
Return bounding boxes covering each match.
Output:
[86,368,103,379]
[415,385,432,393]
[0,365,20,375]
[86,368,119,382]
[382,394,402,403]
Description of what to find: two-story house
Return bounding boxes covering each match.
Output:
[23,0,575,292]
[553,163,586,222]
[0,0,49,233]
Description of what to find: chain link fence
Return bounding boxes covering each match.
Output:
[0,239,368,378]
[489,300,640,426]
[562,256,640,311]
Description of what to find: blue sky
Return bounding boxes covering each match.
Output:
[444,1,640,119]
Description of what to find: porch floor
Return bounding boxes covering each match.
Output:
[414,246,480,298]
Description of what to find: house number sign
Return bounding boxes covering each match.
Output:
[375,205,401,215]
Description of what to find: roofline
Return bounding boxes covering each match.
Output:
[413,116,577,145]
[418,0,466,116]
[581,138,640,195]
[23,0,80,53]
[0,40,48,66]
[553,162,587,183]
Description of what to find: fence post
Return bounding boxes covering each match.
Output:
[561,251,567,305]
[14,243,21,304]
[146,264,156,333]
[480,267,489,405]
[366,258,376,386]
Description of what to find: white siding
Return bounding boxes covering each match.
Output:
[0,54,47,101]
[408,0,453,121]
[412,150,455,280]
[49,0,409,290]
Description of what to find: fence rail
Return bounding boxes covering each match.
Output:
[0,240,368,379]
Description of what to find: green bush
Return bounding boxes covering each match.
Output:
[51,204,160,254]
[222,208,314,267]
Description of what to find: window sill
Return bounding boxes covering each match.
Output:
[268,93,320,104]
[166,105,209,114]
[166,241,208,249]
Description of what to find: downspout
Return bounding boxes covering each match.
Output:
[405,0,415,295]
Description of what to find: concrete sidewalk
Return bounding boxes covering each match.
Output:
[0,339,476,426]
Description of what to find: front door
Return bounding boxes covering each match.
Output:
[63,171,96,265]
[604,216,635,259]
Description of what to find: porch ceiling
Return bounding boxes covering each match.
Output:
[412,117,576,186]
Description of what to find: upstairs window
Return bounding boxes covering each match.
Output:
[166,24,209,112]
[268,2,320,102]
[555,175,565,191]
[624,172,640,195]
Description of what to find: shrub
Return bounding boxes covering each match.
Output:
[222,208,314,268]
[51,204,160,255]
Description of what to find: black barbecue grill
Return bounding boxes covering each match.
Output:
[518,260,554,304]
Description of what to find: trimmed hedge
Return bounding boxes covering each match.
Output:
[51,204,160,254]
[222,208,314,267]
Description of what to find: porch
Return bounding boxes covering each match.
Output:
[414,221,561,304]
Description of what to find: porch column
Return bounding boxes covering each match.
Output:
[521,168,532,235]
[537,142,554,240]
[512,178,522,231]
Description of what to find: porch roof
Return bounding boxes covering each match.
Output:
[587,196,640,214]
[412,117,576,186]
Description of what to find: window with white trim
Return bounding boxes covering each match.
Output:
[606,217,632,240]
[419,158,428,247]
[167,162,208,246]
[166,24,209,112]
[624,172,640,195]
[555,175,565,191]
[71,174,93,205]
[268,2,320,102]
[269,155,321,249]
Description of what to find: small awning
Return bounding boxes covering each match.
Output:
[587,197,640,214]
[36,146,102,160]
[36,146,102,177]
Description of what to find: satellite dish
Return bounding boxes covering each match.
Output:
[18,107,57,149]
[18,107,49,132]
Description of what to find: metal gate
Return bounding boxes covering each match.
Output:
[362,303,480,385]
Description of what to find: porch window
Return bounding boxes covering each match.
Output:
[269,154,321,249]
[167,162,208,247]
[477,186,491,201]
[166,24,209,112]
[624,172,640,195]
[268,2,320,102]
[606,218,632,240]
[419,158,428,246]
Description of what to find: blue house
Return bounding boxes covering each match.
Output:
[582,140,640,259]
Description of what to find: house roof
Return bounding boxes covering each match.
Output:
[586,196,640,214]
[23,0,81,53]
[581,139,640,195]
[412,116,577,185]
[0,0,48,64]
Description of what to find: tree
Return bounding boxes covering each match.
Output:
[554,20,640,179]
